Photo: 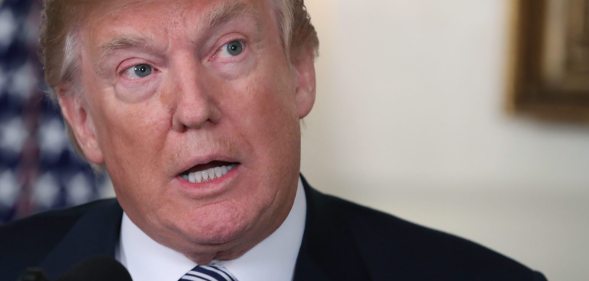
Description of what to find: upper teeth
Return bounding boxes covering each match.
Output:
[182,164,235,184]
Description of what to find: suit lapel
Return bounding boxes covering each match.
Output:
[293,177,371,281]
[40,199,123,279]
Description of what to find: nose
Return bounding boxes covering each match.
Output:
[170,58,221,132]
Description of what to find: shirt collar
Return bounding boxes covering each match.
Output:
[117,178,307,281]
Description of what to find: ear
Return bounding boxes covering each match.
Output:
[56,86,104,165]
[292,48,316,119]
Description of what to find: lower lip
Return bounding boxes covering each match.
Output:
[174,165,240,195]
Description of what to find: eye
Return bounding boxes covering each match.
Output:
[124,63,153,79]
[221,40,245,57]
[133,64,153,77]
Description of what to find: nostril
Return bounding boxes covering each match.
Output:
[171,97,221,131]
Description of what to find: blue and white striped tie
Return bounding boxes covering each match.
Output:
[179,264,237,281]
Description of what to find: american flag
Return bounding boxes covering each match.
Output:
[0,0,108,223]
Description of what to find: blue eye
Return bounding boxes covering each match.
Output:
[133,64,152,78]
[225,40,244,56]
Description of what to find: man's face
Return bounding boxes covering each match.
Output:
[60,0,315,261]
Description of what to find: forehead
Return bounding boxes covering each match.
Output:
[81,0,276,41]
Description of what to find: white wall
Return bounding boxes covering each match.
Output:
[302,1,589,280]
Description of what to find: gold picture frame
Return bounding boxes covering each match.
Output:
[509,0,589,121]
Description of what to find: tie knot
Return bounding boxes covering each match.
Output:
[179,264,237,281]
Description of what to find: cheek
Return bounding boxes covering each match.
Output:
[100,110,172,224]
[238,76,302,178]
[240,72,298,126]
[91,95,172,186]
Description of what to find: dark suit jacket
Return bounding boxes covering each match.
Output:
[0,178,547,281]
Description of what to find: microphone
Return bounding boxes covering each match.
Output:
[18,268,49,281]
[56,256,132,281]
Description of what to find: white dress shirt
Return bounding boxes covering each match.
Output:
[116,179,307,281]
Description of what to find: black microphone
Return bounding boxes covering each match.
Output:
[18,268,49,281]
[56,256,132,281]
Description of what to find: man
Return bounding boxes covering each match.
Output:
[0,0,547,280]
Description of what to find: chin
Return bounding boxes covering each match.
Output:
[172,203,256,246]
[187,220,250,245]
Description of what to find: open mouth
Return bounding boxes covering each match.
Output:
[180,161,238,184]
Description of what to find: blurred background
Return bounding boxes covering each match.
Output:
[1,0,588,280]
[302,1,589,280]
[0,0,109,222]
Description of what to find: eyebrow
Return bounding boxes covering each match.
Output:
[97,34,162,71]
[99,37,149,57]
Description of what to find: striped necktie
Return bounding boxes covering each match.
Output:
[179,264,237,281]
